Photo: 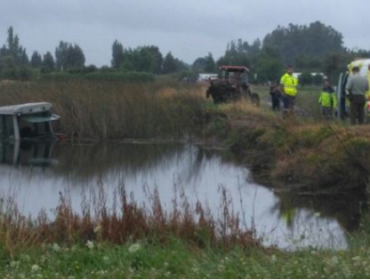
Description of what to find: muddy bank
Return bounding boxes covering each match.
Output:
[202,102,370,195]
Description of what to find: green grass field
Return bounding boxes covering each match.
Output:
[2,235,370,278]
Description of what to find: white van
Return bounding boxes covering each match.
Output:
[336,59,370,119]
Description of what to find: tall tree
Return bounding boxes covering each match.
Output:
[162,52,177,74]
[30,51,42,68]
[254,47,284,83]
[216,38,260,69]
[263,21,344,66]
[204,53,216,73]
[111,40,125,69]
[146,46,163,74]
[192,57,207,72]
[68,44,85,71]
[55,41,85,71]
[55,41,69,70]
[42,52,55,72]
[0,26,29,67]
[192,53,216,73]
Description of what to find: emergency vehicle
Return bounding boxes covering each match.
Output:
[336,59,370,119]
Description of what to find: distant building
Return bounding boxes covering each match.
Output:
[198,73,218,83]
[293,72,327,79]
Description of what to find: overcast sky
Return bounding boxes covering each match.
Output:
[0,0,369,66]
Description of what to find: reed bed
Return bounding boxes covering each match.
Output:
[0,184,259,253]
[0,80,207,140]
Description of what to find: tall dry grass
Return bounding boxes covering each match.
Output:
[0,184,259,253]
[0,81,207,140]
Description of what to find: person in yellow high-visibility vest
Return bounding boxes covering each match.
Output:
[318,79,337,119]
[280,65,298,117]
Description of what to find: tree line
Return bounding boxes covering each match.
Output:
[194,21,370,85]
[0,22,369,83]
[0,26,188,80]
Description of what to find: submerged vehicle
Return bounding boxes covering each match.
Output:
[0,102,61,142]
[337,59,370,119]
[0,140,57,166]
[206,66,260,105]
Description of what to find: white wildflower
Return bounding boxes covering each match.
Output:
[217,264,225,272]
[328,256,339,266]
[86,240,94,249]
[352,256,361,262]
[94,225,102,233]
[20,254,31,262]
[10,261,19,268]
[352,256,362,267]
[271,255,277,262]
[128,243,141,253]
[53,243,61,252]
[31,264,40,272]
[191,266,199,274]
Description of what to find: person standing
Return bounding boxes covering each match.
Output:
[366,64,370,100]
[318,79,336,119]
[270,82,281,111]
[346,66,369,125]
[280,66,298,117]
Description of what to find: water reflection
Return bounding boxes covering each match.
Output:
[0,141,367,250]
[274,191,368,233]
[0,141,57,166]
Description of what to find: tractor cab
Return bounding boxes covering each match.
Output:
[218,66,250,88]
[0,102,60,142]
[206,65,259,105]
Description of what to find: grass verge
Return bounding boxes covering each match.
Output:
[3,240,370,278]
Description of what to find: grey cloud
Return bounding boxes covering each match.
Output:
[0,0,369,66]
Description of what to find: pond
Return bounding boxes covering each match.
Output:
[0,141,366,250]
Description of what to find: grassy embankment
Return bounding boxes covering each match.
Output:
[0,184,370,278]
[1,80,370,277]
[0,180,369,278]
[216,85,370,193]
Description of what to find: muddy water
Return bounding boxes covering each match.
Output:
[0,141,365,249]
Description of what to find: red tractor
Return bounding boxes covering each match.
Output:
[206,66,259,105]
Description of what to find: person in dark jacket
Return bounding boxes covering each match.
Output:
[270,82,281,111]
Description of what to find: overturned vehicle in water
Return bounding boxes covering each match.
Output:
[206,66,260,105]
[0,102,61,142]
